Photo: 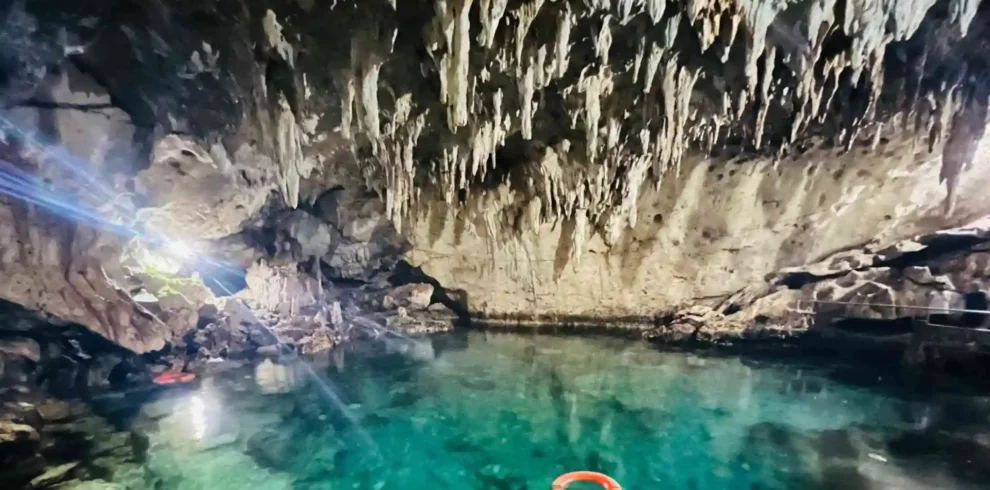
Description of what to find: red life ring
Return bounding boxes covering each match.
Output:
[152,371,197,385]
[551,471,622,490]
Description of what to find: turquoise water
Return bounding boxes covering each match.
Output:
[103,332,990,490]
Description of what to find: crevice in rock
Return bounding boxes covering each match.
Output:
[14,100,117,110]
[778,270,850,290]
[880,235,990,269]
[389,260,469,320]
[832,318,915,337]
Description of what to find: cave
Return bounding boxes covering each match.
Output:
[3,0,990,488]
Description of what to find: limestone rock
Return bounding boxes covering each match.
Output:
[243,260,319,316]
[245,429,294,470]
[35,400,72,423]
[53,480,126,490]
[283,210,333,258]
[0,420,39,443]
[0,203,169,354]
[297,327,337,355]
[221,298,256,330]
[0,338,41,362]
[134,134,274,241]
[3,0,990,341]
[29,461,78,488]
[315,189,388,242]
[384,284,434,311]
[254,359,302,395]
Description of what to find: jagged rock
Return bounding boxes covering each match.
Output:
[221,298,256,330]
[243,260,320,316]
[197,304,220,325]
[317,190,389,243]
[0,202,169,353]
[384,284,434,311]
[134,134,275,241]
[329,301,344,327]
[35,400,71,423]
[0,420,40,443]
[297,327,337,355]
[254,359,301,395]
[86,352,125,389]
[245,429,294,471]
[4,64,141,178]
[53,480,126,490]
[255,344,281,358]
[29,461,78,488]
[283,210,333,258]
[0,338,41,362]
[324,238,403,282]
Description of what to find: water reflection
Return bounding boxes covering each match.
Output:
[108,332,990,490]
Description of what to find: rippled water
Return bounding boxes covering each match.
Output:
[96,332,990,490]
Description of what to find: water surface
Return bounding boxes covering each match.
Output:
[98,332,990,489]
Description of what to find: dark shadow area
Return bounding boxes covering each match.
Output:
[389,260,470,320]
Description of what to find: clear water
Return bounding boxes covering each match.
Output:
[95,332,990,490]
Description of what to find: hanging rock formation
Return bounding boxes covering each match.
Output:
[1,0,990,344]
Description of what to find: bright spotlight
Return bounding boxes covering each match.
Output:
[163,240,195,260]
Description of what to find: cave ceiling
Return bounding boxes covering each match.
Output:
[2,0,990,250]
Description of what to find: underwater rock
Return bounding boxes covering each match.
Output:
[35,400,72,423]
[0,419,40,443]
[53,479,127,490]
[29,461,79,488]
[245,429,294,471]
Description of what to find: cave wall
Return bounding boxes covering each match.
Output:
[406,126,990,320]
[2,0,990,341]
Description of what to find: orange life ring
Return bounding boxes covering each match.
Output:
[551,471,622,490]
[152,371,197,385]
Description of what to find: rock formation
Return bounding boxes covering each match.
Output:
[1,0,990,353]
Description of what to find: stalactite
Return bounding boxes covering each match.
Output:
[360,59,383,140]
[593,15,614,65]
[949,0,980,36]
[263,10,295,68]
[479,0,509,48]
[656,56,699,182]
[754,47,776,150]
[647,0,666,24]
[790,0,836,143]
[685,0,732,52]
[738,0,788,104]
[535,45,549,89]
[617,0,638,24]
[569,210,589,266]
[519,56,536,139]
[552,3,574,80]
[513,0,547,77]
[337,70,356,139]
[633,37,646,84]
[642,42,664,93]
[578,68,615,161]
[315,0,990,255]
[276,94,308,209]
[436,0,475,130]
